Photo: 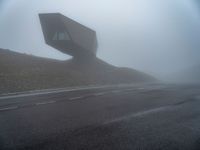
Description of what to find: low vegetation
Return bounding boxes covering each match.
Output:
[0,48,155,94]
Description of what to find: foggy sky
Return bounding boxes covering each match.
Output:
[0,0,200,79]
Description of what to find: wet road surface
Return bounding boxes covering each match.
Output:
[0,84,200,150]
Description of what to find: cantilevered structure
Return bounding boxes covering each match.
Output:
[39,13,98,59]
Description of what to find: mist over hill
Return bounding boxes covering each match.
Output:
[0,48,155,94]
[170,65,200,84]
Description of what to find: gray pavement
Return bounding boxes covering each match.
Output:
[0,84,200,150]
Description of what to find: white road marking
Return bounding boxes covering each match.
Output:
[0,106,18,111]
[122,89,134,92]
[69,96,85,101]
[104,105,173,125]
[132,106,170,117]
[36,101,56,105]
[69,94,95,100]
[93,92,107,96]
[0,84,139,100]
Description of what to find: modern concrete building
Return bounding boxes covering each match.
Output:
[39,13,98,59]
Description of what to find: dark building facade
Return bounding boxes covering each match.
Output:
[39,13,98,59]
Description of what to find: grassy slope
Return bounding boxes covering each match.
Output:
[0,48,155,93]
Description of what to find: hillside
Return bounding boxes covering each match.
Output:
[0,48,155,94]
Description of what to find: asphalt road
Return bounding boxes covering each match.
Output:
[0,83,200,150]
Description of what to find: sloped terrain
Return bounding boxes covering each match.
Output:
[0,48,155,94]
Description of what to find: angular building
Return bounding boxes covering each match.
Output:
[39,13,98,59]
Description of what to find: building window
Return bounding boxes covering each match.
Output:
[53,31,70,41]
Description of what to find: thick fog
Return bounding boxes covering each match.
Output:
[0,0,200,80]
